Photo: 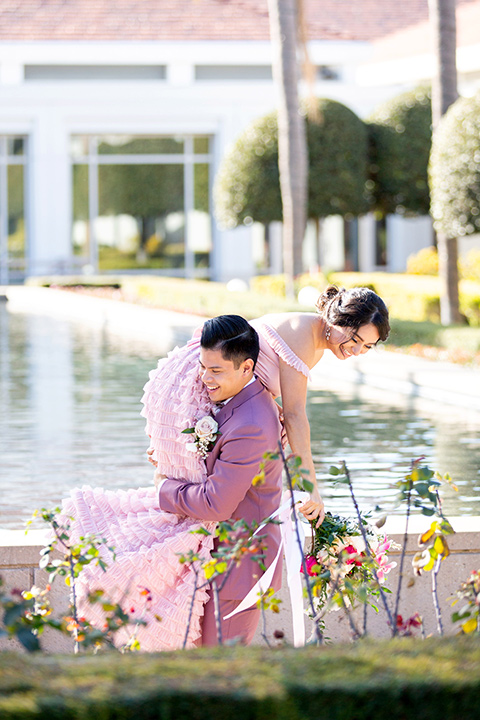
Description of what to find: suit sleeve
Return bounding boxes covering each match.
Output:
[158,423,267,521]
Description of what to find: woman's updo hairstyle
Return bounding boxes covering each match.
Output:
[315,285,390,342]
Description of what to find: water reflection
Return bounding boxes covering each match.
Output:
[307,388,480,517]
[0,306,154,529]
[1,305,479,529]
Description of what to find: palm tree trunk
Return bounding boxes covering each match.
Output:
[267,0,308,297]
[429,0,462,324]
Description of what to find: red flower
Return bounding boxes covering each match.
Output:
[301,555,320,577]
[344,545,363,567]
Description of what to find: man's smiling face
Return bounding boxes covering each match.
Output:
[199,347,254,403]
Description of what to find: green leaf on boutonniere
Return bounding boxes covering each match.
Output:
[181,428,195,434]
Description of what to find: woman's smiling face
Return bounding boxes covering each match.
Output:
[328,322,380,360]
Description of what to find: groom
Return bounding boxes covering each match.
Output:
[157,315,283,645]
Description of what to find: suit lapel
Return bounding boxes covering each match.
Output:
[214,378,263,429]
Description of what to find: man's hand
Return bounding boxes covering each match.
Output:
[299,492,325,528]
[154,470,167,488]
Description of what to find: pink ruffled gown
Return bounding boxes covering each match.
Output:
[60,319,310,651]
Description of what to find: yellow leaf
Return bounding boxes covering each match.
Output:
[419,522,438,546]
[252,472,265,487]
[423,555,435,572]
[462,618,478,634]
[215,561,228,575]
[433,536,445,554]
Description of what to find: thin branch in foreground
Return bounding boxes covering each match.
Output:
[278,441,323,645]
[342,461,396,633]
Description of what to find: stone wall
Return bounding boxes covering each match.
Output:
[1,516,479,652]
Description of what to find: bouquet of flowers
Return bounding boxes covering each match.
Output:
[302,512,398,617]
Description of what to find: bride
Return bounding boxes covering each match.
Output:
[61,285,389,650]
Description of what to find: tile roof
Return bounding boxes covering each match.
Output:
[0,0,464,43]
[364,0,480,63]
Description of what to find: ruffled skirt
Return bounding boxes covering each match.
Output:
[60,337,216,651]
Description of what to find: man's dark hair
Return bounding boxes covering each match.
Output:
[201,315,259,369]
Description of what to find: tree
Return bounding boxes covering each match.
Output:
[267,0,308,296]
[428,0,462,324]
[368,87,432,216]
[214,100,368,228]
[430,92,480,253]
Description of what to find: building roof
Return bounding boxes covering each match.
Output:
[364,0,480,63]
[0,0,468,43]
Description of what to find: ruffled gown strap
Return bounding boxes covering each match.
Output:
[256,323,311,379]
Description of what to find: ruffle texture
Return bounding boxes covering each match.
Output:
[61,323,310,651]
[255,323,311,380]
[140,336,212,483]
[60,485,216,651]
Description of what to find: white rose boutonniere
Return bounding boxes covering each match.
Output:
[182,416,221,459]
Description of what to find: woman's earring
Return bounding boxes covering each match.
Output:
[325,326,331,342]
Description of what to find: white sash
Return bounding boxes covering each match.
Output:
[223,490,310,647]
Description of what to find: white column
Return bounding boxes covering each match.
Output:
[29,110,72,276]
[358,214,377,272]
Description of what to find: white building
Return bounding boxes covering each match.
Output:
[0,0,478,284]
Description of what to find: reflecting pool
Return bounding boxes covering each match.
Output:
[1,304,479,529]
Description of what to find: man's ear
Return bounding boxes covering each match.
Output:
[242,358,254,375]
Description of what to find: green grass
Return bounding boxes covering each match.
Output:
[0,638,479,719]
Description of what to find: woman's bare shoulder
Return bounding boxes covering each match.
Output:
[257,312,320,365]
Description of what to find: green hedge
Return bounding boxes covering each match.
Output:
[25,273,480,350]
[1,639,479,720]
[330,271,480,327]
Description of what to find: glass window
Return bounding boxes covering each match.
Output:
[98,164,185,271]
[7,138,24,156]
[25,65,166,81]
[194,137,210,155]
[0,136,28,283]
[192,163,212,269]
[98,136,184,155]
[7,165,25,269]
[195,66,272,81]
[72,164,90,266]
[70,134,212,275]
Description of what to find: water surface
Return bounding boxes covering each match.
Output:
[1,305,478,529]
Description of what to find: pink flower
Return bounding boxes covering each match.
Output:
[301,555,320,576]
[376,553,397,583]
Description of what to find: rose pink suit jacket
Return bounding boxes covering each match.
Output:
[158,378,283,600]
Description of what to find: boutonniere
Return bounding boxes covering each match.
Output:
[182,416,221,459]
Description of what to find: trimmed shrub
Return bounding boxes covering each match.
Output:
[250,271,328,300]
[460,248,480,282]
[214,99,369,229]
[0,639,479,720]
[214,111,282,229]
[430,91,480,239]
[306,99,369,218]
[407,246,439,276]
[329,271,480,326]
[368,86,432,215]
